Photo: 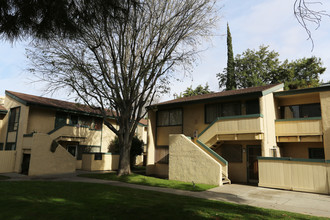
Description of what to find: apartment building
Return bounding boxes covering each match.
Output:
[0,91,147,175]
[146,83,330,194]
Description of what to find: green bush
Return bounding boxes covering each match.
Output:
[108,136,144,168]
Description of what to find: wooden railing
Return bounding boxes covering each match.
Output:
[275,117,322,137]
[198,114,264,147]
[48,125,101,146]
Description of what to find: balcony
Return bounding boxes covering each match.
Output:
[275,117,323,142]
[198,114,264,147]
[48,125,102,146]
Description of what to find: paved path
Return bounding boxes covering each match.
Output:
[2,171,330,218]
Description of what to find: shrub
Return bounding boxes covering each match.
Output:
[108,136,144,168]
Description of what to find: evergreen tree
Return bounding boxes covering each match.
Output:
[175,83,211,98]
[218,45,325,90]
[225,23,236,90]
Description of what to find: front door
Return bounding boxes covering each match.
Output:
[21,154,31,175]
[247,145,261,184]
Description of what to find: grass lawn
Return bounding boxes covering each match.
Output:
[78,172,217,191]
[0,181,325,220]
[0,175,10,180]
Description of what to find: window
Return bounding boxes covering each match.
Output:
[246,99,260,115]
[0,143,3,150]
[55,112,67,128]
[8,107,20,132]
[155,146,169,164]
[205,102,241,123]
[221,102,241,117]
[56,112,101,130]
[70,115,78,125]
[157,109,182,126]
[5,143,16,151]
[280,103,321,119]
[94,153,103,160]
[219,144,242,163]
[309,148,325,159]
[93,118,103,130]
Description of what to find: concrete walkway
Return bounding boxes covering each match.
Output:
[2,171,330,218]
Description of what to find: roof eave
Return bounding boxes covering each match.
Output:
[150,91,264,110]
[274,85,330,97]
[5,90,109,118]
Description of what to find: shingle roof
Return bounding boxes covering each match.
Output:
[151,83,283,107]
[5,90,116,117]
[5,91,148,126]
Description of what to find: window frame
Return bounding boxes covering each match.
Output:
[308,148,325,159]
[55,112,68,128]
[246,99,260,115]
[280,103,321,119]
[94,153,103,160]
[157,108,183,127]
[5,142,16,151]
[8,107,20,132]
[205,102,241,124]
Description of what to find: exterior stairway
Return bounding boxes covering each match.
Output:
[191,137,231,185]
[222,174,231,184]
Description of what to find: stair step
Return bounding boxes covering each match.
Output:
[222,176,231,185]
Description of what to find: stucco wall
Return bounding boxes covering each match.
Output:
[27,106,56,134]
[29,133,76,176]
[81,153,119,171]
[0,151,16,173]
[100,119,117,153]
[157,126,182,146]
[183,104,207,137]
[320,91,330,160]
[214,140,261,183]
[4,95,30,172]
[280,142,324,159]
[169,134,222,185]
[146,111,156,174]
[49,125,102,146]
[136,124,148,144]
[260,93,277,157]
[277,92,320,106]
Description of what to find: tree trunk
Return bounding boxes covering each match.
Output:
[117,132,132,176]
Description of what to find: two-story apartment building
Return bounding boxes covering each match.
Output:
[146,83,330,194]
[0,91,147,176]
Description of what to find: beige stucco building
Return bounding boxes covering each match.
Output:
[146,84,330,194]
[0,91,147,175]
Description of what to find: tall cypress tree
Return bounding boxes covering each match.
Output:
[226,23,236,90]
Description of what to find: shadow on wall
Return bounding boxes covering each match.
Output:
[81,153,119,171]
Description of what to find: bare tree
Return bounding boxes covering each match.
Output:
[294,0,330,50]
[27,0,218,176]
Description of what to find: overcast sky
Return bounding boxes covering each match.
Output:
[1,0,330,102]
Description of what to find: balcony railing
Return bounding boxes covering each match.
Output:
[48,124,102,146]
[275,117,322,142]
[198,114,264,146]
